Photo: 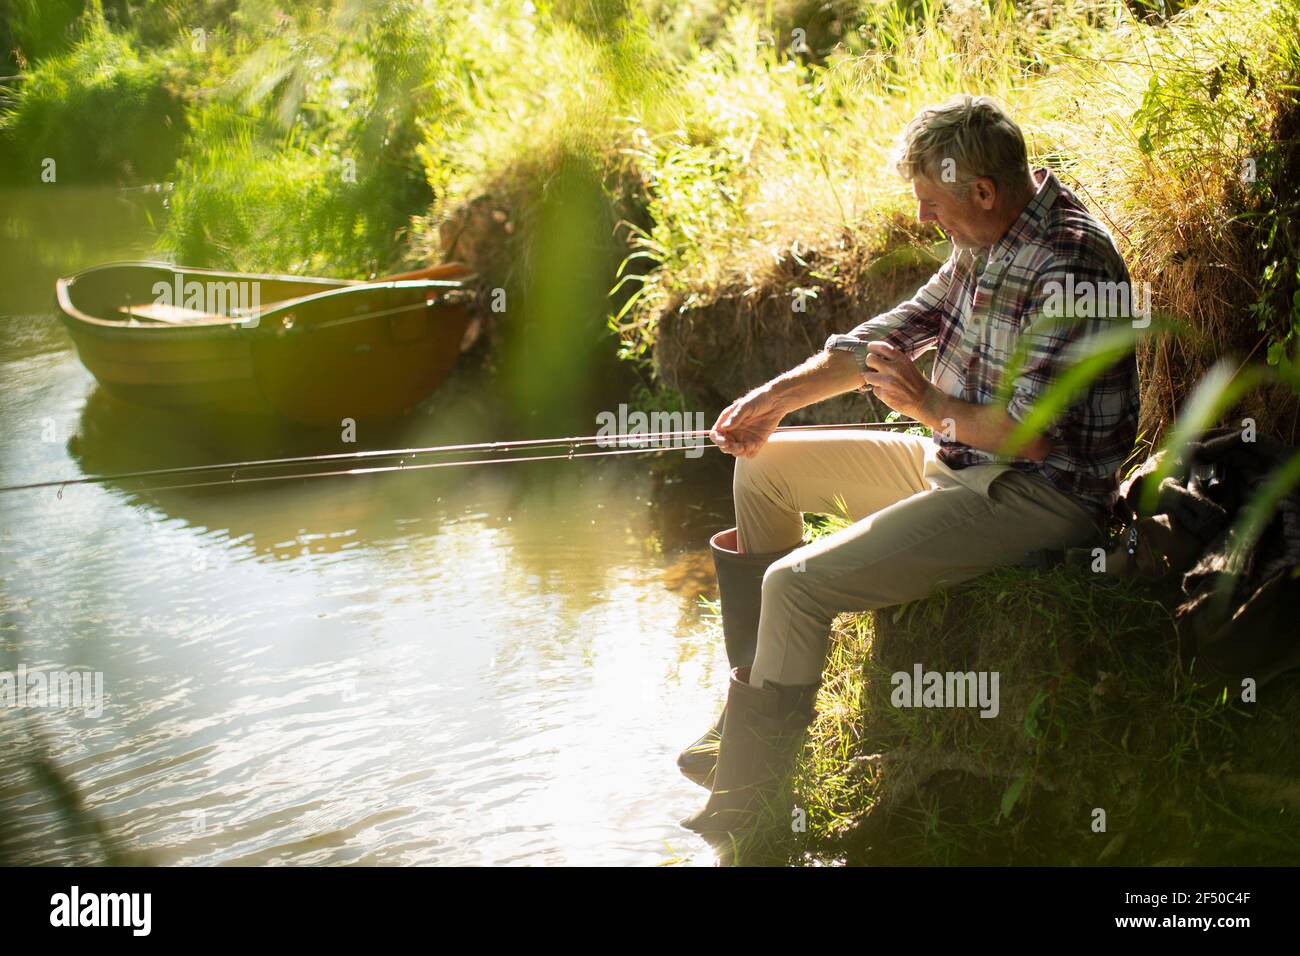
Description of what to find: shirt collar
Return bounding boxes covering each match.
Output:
[987,167,1059,266]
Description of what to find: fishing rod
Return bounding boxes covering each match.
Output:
[0,419,922,496]
[112,443,716,494]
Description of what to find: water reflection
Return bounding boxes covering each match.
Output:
[0,187,739,866]
[0,186,166,316]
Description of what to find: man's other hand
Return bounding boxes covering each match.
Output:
[863,341,939,421]
[710,391,785,458]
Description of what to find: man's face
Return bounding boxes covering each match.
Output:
[913,175,995,250]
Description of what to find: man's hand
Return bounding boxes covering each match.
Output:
[710,390,785,458]
[863,341,941,420]
[864,340,1052,460]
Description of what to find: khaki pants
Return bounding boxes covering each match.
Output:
[738,430,1103,688]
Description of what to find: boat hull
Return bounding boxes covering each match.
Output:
[58,316,267,415]
[56,262,473,426]
[249,283,472,426]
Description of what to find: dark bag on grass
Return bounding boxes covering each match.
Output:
[1111,426,1300,689]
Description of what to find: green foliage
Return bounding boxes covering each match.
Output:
[802,496,853,543]
[1245,97,1300,375]
[100,0,241,50]
[7,0,1300,400]
[160,0,452,273]
[1124,0,1300,376]
[0,19,193,184]
[159,102,353,271]
[0,0,84,73]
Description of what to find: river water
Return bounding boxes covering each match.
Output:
[0,187,738,866]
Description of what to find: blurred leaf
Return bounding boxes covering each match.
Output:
[1209,447,1300,614]
[997,317,1179,459]
[999,770,1030,821]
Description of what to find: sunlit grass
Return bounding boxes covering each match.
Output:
[601,0,1300,446]
[723,559,1300,866]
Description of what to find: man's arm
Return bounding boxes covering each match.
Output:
[712,253,958,457]
[763,349,865,411]
[825,251,955,382]
[935,396,1054,462]
[709,350,862,458]
[860,246,1137,464]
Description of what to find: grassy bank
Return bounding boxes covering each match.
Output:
[620,0,1300,442]
[722,561,1300,866]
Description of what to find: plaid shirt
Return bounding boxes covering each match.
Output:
[825,168,1140,521]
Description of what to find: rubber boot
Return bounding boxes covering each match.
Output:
[680,666,818,836]
[676,528,797,788]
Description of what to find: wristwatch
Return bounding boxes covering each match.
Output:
[823,334,873,393]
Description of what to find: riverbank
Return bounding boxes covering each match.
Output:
[730,561,1300,866]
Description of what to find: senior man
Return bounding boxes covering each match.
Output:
[680,94,1141,836]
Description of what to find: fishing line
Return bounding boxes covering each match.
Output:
[134,443,721,494]
[0,419,923,496]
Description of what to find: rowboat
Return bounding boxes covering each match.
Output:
[56,261,476,426]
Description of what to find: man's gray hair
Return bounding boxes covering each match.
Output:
[893,95,1033,197]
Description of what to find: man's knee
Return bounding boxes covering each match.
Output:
[762,535,920,618]
[733,444,774,487]
[733,443,792,505]
[761,551,822,605]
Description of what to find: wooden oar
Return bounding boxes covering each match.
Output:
[377,262,472,283]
